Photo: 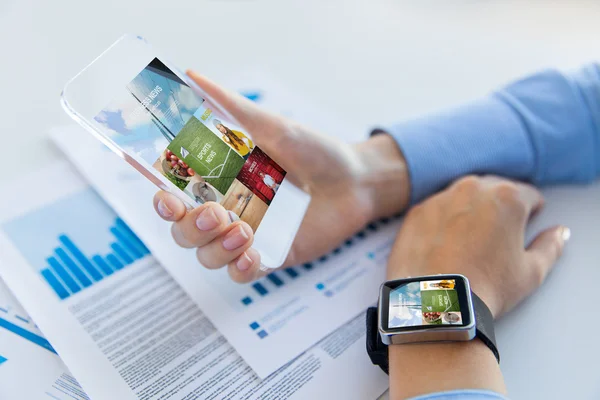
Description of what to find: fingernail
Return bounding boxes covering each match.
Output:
[157,199,173,218]
[236,252,253,271]
[223,225,250,250]
[559,226,571,242]
[227,210,240,223]
[196,207,219,231]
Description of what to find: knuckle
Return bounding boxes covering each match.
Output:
[170,223,190,248]
[170,221,200,249]
[451,175,483,200]
[526,254,549,287]
[494,183,526,213]
[404,200,433,223]
[494,182,520,203]
[530,263,548,287]
[454,175,481,193]
[405,203,424,219]
[227,264,253,284]
[196,247,222,270]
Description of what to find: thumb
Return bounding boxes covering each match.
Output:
[186,70,285,142]
[525,225,571,288]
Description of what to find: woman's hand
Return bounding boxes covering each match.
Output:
[154,71,410,283]
[385,175,570,399]
[386,175,569,318]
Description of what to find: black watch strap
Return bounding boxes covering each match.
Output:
[366,306,389,374]
[471,292,500,363]
[366,292,499,375]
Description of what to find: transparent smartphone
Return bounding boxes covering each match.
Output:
[61,34,310,270]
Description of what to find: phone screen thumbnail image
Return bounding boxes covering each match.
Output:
[93,58,286,231]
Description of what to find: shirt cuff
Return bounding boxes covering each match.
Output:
[408,389,508,400]
[382,95,535,204]
[570,64,600,178]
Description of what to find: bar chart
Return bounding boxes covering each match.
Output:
[38,218,149,300]
[239,216,395,307]
[2,189,150,301]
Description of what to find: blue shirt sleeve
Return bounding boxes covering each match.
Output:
[387,63,600,204]
[407,389,508,400]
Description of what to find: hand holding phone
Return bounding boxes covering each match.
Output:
[62,35,409,281]
[149,72,410,283]
[62,35,310,271]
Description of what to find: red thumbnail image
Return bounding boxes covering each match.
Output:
[235,147,286,205]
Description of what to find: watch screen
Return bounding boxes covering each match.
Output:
[388,279,462,328]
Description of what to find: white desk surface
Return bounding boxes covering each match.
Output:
[2,1,600,399]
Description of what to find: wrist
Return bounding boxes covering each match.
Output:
[388,339,505,399]
[354,133,411,220]
[467,280,504,319]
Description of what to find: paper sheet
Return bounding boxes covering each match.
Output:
[0,162,388,400]
[50,71,400,377]
[0,279,88,400]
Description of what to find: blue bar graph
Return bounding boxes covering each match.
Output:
[40,269,69,300]
[239,217,392,306]
[1,189,152,301]
[111,243,133,264]
[43,222,147,299]
[240,218,395,306]
[59,235,103,282]
[47,256,81,294]
[116,218,150,255]
[92,255,113,276]
[106,254,124,270]
[266,273,284,287]
[252,282,268,296]
[110,227,143,259]
[55,248,92,288]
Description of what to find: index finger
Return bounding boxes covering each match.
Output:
[186,71,285,141]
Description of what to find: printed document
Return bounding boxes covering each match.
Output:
[0,162,388,399]
[0,278,88,399]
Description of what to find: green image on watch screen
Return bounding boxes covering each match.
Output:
[388,279,462,328]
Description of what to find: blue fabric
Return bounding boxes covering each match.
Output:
[408,390,508,400]
[388,63,600,204]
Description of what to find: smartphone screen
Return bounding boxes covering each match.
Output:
[92,58,286,232]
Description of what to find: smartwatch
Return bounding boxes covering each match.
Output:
[366,274,499,374]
